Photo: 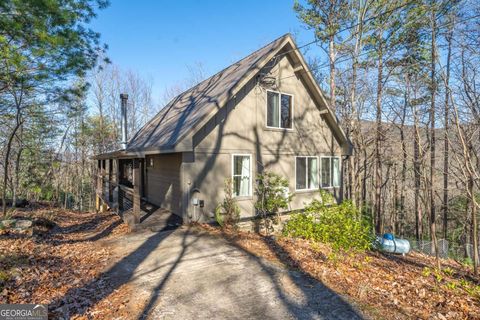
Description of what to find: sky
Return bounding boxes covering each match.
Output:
[89,0,318,102]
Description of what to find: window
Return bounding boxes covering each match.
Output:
[232,155,251,197]
[295,156,319,190]
[147,157,154,167]
[321,157,341,188]
[267,90,293,129]
[332,157,340,187]
[321,158,331,187]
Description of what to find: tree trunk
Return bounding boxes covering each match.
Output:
[348,4,366,207]
[399,82,408,237]
[393,163,398,234]
[375,43,384,234]
[443,19,453,240]
[429,3,440,269]
[12,145,23,208]
[469,177,478,275]
[329,34,336,112]
[362,147,368,206]
[2,110,22,216]
[413,91,422,243]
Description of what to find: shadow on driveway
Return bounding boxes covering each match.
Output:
[50,215,366,319]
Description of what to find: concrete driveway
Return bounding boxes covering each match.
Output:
[105,226,366,320]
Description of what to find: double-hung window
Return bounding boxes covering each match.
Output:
[232,155,251,197]
[321,157,341,188]
[295,156,319,191]
[267,90,293,129]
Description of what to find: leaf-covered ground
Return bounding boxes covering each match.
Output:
[202,225,480,320]
[0,207,131,319]
[2,208,479,319]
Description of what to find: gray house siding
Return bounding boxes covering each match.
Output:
[94,34,351,225]
[180,55,343,220]
[145,153,183,216]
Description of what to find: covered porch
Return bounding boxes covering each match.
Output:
[94,154,182,231]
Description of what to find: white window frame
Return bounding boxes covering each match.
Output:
[295,156,319,191]
[320,156,341,188]
[231,154,252,197]
[265,89,294,130]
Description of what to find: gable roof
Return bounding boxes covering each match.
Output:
[95,34,351,159]
[127,34,289,153]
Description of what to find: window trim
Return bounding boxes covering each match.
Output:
[265,89,294,130]
[294,156,319,192]
[320,156,341,189]
[231,154,253,198]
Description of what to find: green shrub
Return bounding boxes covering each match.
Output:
[283,190,373,251]
[463,257,473,267]
[215,178,240,228]
[254,171,293,234]
[0,270,10,283]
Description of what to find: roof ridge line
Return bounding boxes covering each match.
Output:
[159,33,290,113]
[130,33,291,143]
[179,33,291,96]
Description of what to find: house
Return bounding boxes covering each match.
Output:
[94,34,352,225]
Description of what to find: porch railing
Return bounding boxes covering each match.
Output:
[118,184,133,211]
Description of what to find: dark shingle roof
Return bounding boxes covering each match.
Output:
[126,34,290,152]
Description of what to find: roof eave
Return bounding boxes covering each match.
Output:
[92,149,126,160]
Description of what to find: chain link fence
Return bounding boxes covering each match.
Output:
[408,238,480,263]
[409,239,449,258]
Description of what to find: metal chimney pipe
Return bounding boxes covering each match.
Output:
[120,93,128,150]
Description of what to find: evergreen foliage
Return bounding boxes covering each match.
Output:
[283,191,373,251]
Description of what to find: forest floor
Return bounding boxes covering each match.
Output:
[1,207,479,319]
[201,225,480,319]
[0,206,133,319]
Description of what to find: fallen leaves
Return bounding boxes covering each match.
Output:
[202,225,480,320]
[0,206,130,319]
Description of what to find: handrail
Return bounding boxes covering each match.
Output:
[119,184,134,195]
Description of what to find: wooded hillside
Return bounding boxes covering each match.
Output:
[0,0,479,277]
[295,0,480,273]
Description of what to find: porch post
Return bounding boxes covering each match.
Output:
[101,160,108,212]
[132,158,142,224]
[118,159,124,211]
[95,159,102,212]
[108,159,114,203]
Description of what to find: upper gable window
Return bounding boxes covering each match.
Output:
[267,90,293,129]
